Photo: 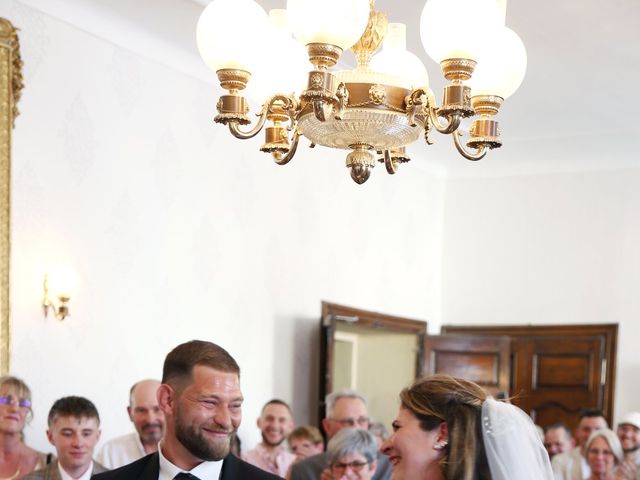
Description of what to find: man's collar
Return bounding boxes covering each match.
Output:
[57,461,94,480]
[158,443,224,480]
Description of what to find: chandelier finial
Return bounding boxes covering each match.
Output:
[351,1,388,68]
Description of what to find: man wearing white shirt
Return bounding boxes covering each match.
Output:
[617,412,640,480]
[94,340,280,480]
[22,396,108,480]
[552,409,608,480]
[98,379,165,469]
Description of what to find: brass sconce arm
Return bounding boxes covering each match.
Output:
[42,274,71,320]
[453,130,488,161]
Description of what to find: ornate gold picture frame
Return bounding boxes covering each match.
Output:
[0,18,23,374]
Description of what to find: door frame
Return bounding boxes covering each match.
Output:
[319,301,427,424]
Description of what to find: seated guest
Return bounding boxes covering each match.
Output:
[618,412,640,464]
[289,390,391,480]
[553,409,608,480]
[21,396,107,480]
[243,399,296,477]
[0,376,49,478]
[616,412,640,479]
[326,429,378,480]
[285,426,324,480]
[584,429,622,480]
[544,422,575,458]
[288,426,324,461]
[97,379,165,469]
[368,422,389,449]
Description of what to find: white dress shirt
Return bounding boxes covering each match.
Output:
[158,443,223,480]
[58,461,94,480]
[97,432,147,469]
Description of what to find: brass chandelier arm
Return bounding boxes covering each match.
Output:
[272,129,302,166]
[383,150,398,174]
[228,109,269,139]
[425,89,461,134]
[453,130,487,161]
[428,105,461,135]
[228,94,298,140]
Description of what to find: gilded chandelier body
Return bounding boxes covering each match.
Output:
[206,0,517,184]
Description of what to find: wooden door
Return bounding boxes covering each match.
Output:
[422,334,511,396]
[442,324,617,429]
[511,335,606,428]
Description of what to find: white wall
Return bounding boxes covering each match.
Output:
[4,0,639,458]
[2,1,443,453]
[440,169,640,422]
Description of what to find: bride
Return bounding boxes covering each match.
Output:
[381,374,553,480]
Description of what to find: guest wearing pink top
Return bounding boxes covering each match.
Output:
[243,400,296,478]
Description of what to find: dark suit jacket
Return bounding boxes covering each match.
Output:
[21,460,108,480]
[92,453,280,480]
[289,451,392,480]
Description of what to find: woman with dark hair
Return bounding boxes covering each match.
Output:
[381,374,553,480]
[0,376,47,479]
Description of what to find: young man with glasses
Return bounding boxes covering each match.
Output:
[289,391,391,480]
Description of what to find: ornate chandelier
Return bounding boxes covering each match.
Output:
[196,0,527,184]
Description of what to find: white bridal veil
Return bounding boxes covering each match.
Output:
[481,397,554,480]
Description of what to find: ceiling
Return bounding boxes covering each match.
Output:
[18,0,640,178]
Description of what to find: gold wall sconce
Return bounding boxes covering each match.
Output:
[42,269,75,320]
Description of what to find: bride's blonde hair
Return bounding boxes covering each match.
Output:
[399,374,490,480]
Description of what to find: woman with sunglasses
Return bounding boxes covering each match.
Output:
[325,428,378,480]
[381,374,553,480]
[0,376,47,479]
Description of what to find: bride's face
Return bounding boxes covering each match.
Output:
[381,407,445,480]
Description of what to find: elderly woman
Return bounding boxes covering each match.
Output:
[325,428,378,480]
[584,429,623,480]
[0,376,47,479]
[381,374,553,480]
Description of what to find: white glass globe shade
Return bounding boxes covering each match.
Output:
[246,9,309,105]
[286,0,370,51]
[370,24,429,90]
[420,0,502,63]
[196,0,270,73]
[468,27,527,99]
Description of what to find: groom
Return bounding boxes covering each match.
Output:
[94,340,279,480]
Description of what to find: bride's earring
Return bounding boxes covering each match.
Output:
[433,440,448,450]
